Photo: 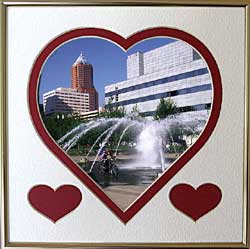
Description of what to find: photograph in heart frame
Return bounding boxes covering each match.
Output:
[37,33,213,211]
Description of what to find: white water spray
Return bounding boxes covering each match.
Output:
[57,122,89,144]
[86,126,114,158]
[56,112,210,174]
[114,123,135,156]
[88,119,125,173]
[64,121,101,152]
[136,123,162,168]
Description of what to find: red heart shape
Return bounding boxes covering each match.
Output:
[169,183,222,221]
[28,185,82,222]
[28,28,222,223]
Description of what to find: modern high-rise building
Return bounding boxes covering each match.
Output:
[105,40,212,118]
[43,52,99,116]
[71,52,98,111]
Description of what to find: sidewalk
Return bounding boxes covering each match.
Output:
[103,185,149,210]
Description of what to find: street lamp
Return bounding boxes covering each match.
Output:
[56,113,65,138]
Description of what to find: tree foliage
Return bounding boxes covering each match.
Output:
[99,97,126,118]
[131,104,140,114]
[42,113,82,141]
[154,98,178,120]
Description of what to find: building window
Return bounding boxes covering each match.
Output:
[110,83,212,107]
[105,68,209,97]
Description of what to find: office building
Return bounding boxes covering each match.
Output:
[105,40,212,117]
[71,52,98,111]
[43,87,90,115]
[43,52,99,115]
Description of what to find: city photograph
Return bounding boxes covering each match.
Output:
[38,37,213,210]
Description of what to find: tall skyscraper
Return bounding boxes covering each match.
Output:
[71,52,98,111]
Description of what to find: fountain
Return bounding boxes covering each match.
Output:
[88,118,127,173]
[136,122,162,168]
[57,111,209,181]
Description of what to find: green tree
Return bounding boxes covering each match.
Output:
[131,104,140,114]
[42,112,83,141]
[99,97,126,118]
[154,98,177,120]
[129,104,144,119]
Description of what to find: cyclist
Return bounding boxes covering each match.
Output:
[99,147,115,173]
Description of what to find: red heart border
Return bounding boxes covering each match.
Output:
[28,28,222,223]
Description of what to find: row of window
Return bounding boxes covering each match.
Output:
[105,67,209,97]
[46,107,89,112]
[45,101,89,107]
[141,103,211,116]
[57,99,89,104]
[57,96,88,99]
[110,83,212,107]
[45,91,89,95]
[55,103,89,108]
[56,92,89,97]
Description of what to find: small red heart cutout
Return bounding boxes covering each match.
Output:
[28,185,82,222]
[169,183,222,221]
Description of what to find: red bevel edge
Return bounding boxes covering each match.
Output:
[28,28,222,223]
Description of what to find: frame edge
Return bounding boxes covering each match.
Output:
[244,4,250,248]
[1,2,249,248]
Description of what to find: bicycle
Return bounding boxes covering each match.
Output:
[98,158,118,177]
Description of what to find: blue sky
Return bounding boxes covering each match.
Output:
[39,37,175,105]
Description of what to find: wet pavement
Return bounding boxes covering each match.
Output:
[77,158,175,210]
[79,159,169,188]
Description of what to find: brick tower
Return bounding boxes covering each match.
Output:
[71,52,98,111]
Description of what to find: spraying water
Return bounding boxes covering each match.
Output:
[57,122,89,144]
[114,123,135,156]
[86,126,114,158]
[88,119,126,173]
[64,121,102,152]
[136,123,161,167]
[57,111,209,173]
